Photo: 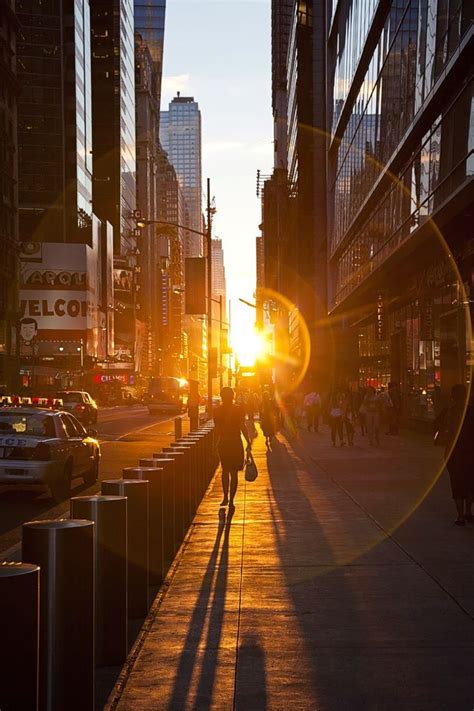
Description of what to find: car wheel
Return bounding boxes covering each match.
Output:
[84,456,99,486]
[51,461,72,502]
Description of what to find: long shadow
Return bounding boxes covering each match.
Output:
[264,438,367,708]
[194,507,234,709]
[167,507,233,710]
[234,632,267,710]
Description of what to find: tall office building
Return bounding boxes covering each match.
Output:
[134,0,166,107]
[262,0,327,387]
[91,0,136,256]
[326,0,474,412]
[91,0,138,370]
[0,0,19,389]
[16,0,112,388]
[160,94,203,256]
[17,0,94,245]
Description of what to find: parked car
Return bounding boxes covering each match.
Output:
[56,391,98,424]
[0,407,100,501]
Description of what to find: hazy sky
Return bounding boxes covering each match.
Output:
[161,0,273,355]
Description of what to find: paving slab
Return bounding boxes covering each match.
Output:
[108,424,474,711]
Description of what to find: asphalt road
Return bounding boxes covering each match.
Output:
[0,405,188,559]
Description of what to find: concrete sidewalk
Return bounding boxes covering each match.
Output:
[106,425,474,710]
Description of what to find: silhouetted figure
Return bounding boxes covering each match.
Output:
[328,391,345,446]
[363,386,381,445]
[304,389,321,432]
[444,384,474,526]
[260,391,278,449]
[214,387,251,508]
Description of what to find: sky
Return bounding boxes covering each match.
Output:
[160,0,273,359]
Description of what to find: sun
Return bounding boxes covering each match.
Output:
[232,327,269,366]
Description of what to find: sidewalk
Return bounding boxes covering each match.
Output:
[106,425,474,710]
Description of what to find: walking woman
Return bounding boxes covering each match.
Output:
[328,391,345,447]
[214,387,251,509]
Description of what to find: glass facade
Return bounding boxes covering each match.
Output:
[329,0,474,307]
[134,0,166,71]
[160,96,202,255]
[17,0,93,241]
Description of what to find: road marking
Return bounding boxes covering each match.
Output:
[99,414,177,444]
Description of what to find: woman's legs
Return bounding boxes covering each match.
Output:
[221,468,238,505]
[221,468,230,504]
[229,469,238,505]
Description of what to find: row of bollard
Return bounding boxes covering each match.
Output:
[0,420,218,711]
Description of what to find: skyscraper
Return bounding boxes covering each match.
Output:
[326,0,474,398]
[17,0,94,245]
[91,0,136,256]
[134,0,166,106]
[0,0,19,389]
[160,94,203,256]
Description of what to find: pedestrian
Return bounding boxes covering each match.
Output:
[444,384,474,526]
[213,387,251,509]
[260,390,278,449]
[363,386,381,445]
[356,387,368,435]
[386,381,401,434]
[342,392,355,446]
[304,388,322,432]
[328,391,345,446]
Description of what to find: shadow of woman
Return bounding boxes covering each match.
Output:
[167,507,234,710]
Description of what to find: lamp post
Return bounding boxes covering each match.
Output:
[136,178,215,415]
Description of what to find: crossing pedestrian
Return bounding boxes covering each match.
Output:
[304,388,321,432]
[260,391,278,449]
[213,387,251,509]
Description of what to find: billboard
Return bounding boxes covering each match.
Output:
[19,241,99,358]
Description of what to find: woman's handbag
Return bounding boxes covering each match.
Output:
[245,451,258,482]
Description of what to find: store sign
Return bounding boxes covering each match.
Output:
[420,298,434,340]
[22,270,86,289]
[93,373,130,385]
[375,294,386,341]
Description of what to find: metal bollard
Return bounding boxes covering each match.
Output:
[160,450,187,534]
[174,416,183,440]
[22,520,94,711]
[125,467,165,583]
[70,496,127,667]
[0,562,40,711]
[170,444,197,513]
[148,456,179,559]
[175,436,204,501]
[162,447,192,527]
[102,479,149,619]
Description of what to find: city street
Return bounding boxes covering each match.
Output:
[106,425,474,710]
[0,406,185,559]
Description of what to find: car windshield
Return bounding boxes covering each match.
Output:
[57,392,83,403]
[0,413,56,437]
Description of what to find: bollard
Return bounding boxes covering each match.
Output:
[0,563,40,711]
[147,456,179,559]
[162,447,192,527]
[174,416,183,440]
[125,467,165,583]
[70,496,127,667]
[102,479,149,619]
[160,450,187,534]
[22,520,94,711]
[170,444,197,513]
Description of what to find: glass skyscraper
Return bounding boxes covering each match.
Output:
[160,95,203,256]
[327,0,474,402]
[134,0,166,105]
[17,0,94,244]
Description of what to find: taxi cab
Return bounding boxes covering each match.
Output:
[0,397,100,501]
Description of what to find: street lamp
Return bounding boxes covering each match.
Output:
[135,178,215,414]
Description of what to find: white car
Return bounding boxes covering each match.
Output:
[0,408,100,501]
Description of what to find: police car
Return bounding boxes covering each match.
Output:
[0,397,100,501]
